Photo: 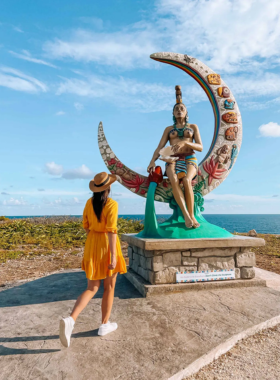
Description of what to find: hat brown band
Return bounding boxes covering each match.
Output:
[94,176,110,188]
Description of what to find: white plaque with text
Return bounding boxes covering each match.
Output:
[176,269,235,283]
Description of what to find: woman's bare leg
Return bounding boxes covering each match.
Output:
[70,279,100,321]
[166,163,193,228]
[101,273,117,324]
[182,165,200,228]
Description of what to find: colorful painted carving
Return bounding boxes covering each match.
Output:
[225,126,238,141]
[207,74,221,85]
[216,145,230,168]
[203,156,227,185]
[217,86,230,98]
[229,144,238,169]
[224,99,235,110]
[222,112,238,124]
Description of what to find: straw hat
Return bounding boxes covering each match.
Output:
[89,172,117,193]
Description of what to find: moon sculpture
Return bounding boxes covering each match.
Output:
[98,52,242,203]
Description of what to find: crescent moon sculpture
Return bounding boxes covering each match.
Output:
[98,52,242,202]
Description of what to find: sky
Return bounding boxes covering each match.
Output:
[0,0,280,216]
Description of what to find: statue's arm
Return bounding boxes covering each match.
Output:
[185,124,203,152]
[147,127,170,172]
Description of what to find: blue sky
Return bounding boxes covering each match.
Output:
[0,0,280,216]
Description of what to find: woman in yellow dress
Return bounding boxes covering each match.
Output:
[59,172,127,347]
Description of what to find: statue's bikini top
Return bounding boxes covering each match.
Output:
[169,124,194,140]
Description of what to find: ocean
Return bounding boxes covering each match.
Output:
[6,214,280,234]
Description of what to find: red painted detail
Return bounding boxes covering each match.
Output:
[108,158,117,166]
[148,166,163,185]
[203,156,227,185]
[121,174,146,193]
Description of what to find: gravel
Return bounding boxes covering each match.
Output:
[186,324,280,380]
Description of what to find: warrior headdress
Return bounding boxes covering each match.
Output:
[173,85,189,124]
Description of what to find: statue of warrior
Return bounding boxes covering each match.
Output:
[147,86,203,228]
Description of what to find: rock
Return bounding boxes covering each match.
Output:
[191,248,239,257]
[138,267,148,281]
[248,229,257,237]
[235,268,241,279]
[148,270,155,284]
[163,251,181,267]
[144,250,154,258]
[137,248,145,256]
[152,256,164,272]
[140,255,146,269]
[182,250,191,256]
[132,249,138,260]
[133,253,140,266]
[236,252,256,268]
[154,267,177,284]
[131,260,139,273]
[182,257,198,266]
[146,257,152,270]
[127,246,133,259]
[241,267,255,279]
[179,266,197,272]
[198,256,235,271]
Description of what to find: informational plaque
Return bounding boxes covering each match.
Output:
[176,269,235,283]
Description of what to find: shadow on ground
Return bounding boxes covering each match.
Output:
[0,271,141,308]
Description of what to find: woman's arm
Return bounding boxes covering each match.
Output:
[107,232,117,270]
[147,127,170,172]
[84,228,90,235]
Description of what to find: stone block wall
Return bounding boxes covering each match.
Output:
[127,245,256,285]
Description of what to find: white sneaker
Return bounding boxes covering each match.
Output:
[59,316,75,347]
[98,321,118,336]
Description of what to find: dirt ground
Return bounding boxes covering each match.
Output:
[0,242,128,287]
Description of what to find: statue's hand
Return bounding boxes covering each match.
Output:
[147,162,155,173]
[171,141,187,153]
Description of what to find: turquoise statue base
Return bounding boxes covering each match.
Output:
[137,182,232,239]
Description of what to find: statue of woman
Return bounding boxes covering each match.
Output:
[147,86,203,228]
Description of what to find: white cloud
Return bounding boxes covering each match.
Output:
[42,0,280,73]
[0,67,47,93]
[42,197,83,207]
[157,0,280,73]
[44,162,64,176]
[55,110,65,116]
[56,73,205,112]
[9,50,57,68]
[74,102,84,110]
[62,164,94,180]
[3,197,27,206]
[259,122,280,137]
[43,28,157,69]
[12,26,23,33]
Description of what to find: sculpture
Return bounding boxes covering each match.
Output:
[147,85,203,229]
[98,52,243,239]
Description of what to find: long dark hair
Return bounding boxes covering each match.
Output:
[92,188,110,222]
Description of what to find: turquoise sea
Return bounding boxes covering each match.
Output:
[6,214,280,234]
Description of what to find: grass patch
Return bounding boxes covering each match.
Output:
[0,217,144,263]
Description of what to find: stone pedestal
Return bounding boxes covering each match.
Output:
[122,234,265,285]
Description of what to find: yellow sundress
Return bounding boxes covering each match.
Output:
[81,197,127,280]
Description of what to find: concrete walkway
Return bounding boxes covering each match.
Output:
[1,270,280,380]
[255,267,280,291]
